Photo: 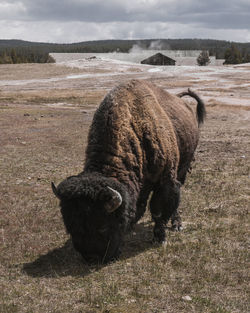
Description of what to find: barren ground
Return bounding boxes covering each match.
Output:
[0,58,249,313]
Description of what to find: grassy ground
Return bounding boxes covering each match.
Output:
[0,75,249,312]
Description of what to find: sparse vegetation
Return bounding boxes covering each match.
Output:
[0,63,249,313]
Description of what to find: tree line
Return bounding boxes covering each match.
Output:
[0,39,250,64]
[223,44,250,64]
[0,47,55,64]
[197,45,250,66]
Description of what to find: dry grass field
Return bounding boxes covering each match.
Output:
[0,60,249,313]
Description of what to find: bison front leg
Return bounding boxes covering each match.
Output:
[150,180,181,243]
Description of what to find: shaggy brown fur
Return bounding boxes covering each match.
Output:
[85,80,203,221]
[53,79,205,263]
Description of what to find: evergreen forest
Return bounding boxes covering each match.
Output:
[0,38,250,64]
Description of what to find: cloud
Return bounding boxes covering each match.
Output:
[0,0,250,42]
[1,20,250,44]
[2,0,250,27]
[0,1,27,20]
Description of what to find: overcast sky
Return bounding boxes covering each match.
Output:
[1,0,250,43]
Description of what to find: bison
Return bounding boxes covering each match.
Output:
[52,79,206,264]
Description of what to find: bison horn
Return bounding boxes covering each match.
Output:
[51,182,60,199]
[105,186,122,213]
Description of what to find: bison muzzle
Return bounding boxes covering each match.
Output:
[52,79,206,264]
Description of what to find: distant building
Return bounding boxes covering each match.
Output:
[141,52,176,66]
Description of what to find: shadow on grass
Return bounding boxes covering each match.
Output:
[22,221,155,278]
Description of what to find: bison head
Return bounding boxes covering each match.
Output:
[52,175,125,264]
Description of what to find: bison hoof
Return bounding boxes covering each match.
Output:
[151,237,165,245]
[171,224,183,232]
[161,240,167,250]
[152,231,166,244]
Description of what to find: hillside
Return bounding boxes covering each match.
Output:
[1,38,250,59]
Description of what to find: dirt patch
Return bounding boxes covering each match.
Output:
[0,63,90,80]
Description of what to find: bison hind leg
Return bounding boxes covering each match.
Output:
[150,180,181,243]
[170,209,183,231]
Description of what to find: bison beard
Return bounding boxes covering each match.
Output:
[52,79,206,264]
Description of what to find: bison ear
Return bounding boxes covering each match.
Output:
[51,182,60,199]
[104,186,122,213]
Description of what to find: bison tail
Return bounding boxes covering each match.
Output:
[177,88,206,126]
